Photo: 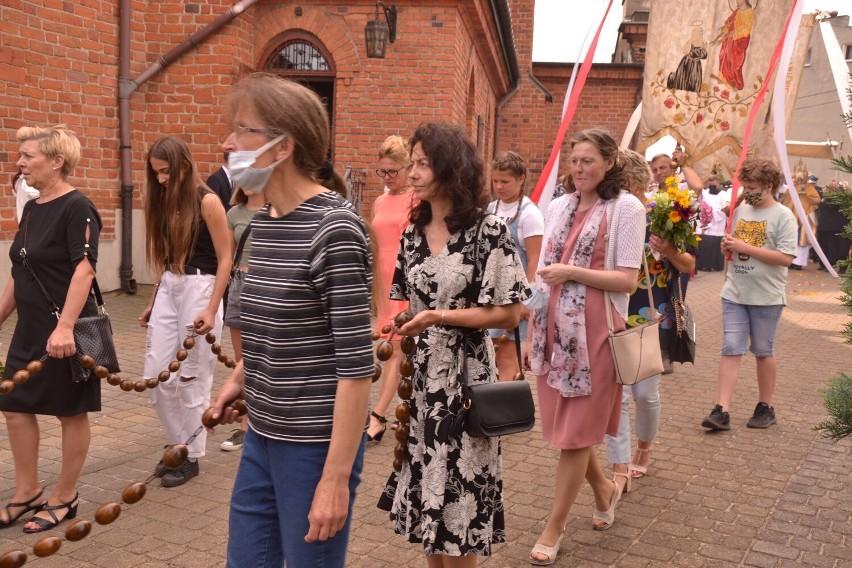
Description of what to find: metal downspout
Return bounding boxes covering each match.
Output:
[489,0,520,158]
[117,0,259,292]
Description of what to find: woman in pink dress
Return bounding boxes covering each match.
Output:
[523,129,646,565]
[367,135,416,442]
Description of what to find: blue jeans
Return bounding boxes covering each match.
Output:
[226,428,365,568]
[720,299,784,357]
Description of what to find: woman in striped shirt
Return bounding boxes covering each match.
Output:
[209,73,374,568]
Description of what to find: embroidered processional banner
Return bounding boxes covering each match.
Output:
[638,0,796,179]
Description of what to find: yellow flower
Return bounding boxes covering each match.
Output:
[669,210,682,223]
[665,176,679,191]
[696,236,702,242]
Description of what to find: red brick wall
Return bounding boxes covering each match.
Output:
[499,64,644,189]
[0,0,122,238]
[1,0,648,288]
[499,1,644,192]
[1,0,513,248]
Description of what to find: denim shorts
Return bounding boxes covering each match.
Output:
[488,319,528,342]
[720,299,783,357]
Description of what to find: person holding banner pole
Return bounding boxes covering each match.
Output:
[649,146,702,193]
[701,158,796,432]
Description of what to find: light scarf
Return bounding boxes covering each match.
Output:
[529,193,607,397]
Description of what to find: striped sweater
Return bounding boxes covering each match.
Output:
[241,192,374,442]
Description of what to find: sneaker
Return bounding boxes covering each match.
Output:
[701,405,730,431]
[161,459,200,488]
[746,402,776,429]
[220,429,246,452]
[153,460,174,478]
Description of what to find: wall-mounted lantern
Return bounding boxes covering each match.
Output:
[365,1,397,59]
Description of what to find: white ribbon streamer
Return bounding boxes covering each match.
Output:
[819,15,852,148]
[771,2,838,278]
[620,101,643,150]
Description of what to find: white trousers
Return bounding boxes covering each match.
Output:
[144,271,222,458]
[604,374,662,465]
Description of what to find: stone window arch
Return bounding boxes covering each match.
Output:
[261,31,336,77]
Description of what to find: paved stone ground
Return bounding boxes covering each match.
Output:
[0,264,850,567]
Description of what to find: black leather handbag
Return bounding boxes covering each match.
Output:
[461,333,536,438]
[450,215,536,439]
[20,249,120,383]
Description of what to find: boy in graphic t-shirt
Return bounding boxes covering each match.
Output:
[702,158,797,431]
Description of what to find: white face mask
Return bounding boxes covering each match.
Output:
[228,134,286,194]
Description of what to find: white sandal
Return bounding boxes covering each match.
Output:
[592,480,621,531]
[628,447,652,478]
[613,470,632,495]
[530,535,563,566]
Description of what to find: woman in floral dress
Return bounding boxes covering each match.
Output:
[378,122,528,567]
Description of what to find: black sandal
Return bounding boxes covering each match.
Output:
[367,411,387,442]
[23,491,78,534]
[0,489,45,529]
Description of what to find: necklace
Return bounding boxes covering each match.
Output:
[37,184,71,203]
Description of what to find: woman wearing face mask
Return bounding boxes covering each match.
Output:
[209,74,374,568]
[139,135,231,488]
[487,151,543,381]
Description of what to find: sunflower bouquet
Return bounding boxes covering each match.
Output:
[647,175,701,253]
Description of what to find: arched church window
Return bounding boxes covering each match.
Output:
[267,40,331,72]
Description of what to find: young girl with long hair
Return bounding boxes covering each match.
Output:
[139,135,231,487]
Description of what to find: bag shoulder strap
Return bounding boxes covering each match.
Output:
[18,204,104,318]
[233,222,252,267]
[604,252,656,334]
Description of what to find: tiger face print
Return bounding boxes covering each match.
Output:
[733,219,766,261]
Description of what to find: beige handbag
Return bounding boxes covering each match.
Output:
[604,254,665,385]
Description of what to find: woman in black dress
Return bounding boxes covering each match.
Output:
[378,122,528,566]
[0,125,101,533]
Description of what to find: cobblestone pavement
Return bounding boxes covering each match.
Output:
[0,265,850,567]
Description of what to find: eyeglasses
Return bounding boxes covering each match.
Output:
[376,168,401,179]
[236,126,275,136]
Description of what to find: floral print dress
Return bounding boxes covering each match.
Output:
[377,214,528,556]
